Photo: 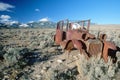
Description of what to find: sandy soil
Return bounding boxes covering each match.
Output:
[0,25,120,80]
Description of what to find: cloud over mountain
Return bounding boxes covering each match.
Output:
[39,17,49,22]
[0,2,15,12]
[19,23,29,27]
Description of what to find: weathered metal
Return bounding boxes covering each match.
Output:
[54,19,118,63]
[85,39,103,57]
[99,34,117,63]
[102,41,117,63]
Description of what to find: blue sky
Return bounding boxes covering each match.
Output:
[0,0,120,24]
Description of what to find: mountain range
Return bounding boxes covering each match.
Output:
[0,20,96,29]
[0,20,56,28]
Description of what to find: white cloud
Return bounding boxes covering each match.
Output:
[35,9,40,12]
[0,2,15,12]
[39,17,49,22]
[0,15,19,26]
[0,15,11,22]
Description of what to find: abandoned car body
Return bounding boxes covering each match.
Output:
[54,19,118,63]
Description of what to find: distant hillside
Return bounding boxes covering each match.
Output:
[0,21,56,28]
[0,20,98,29]
[27,21,56,28]
[0,21,20,28]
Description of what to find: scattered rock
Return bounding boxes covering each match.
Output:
[48,47,56,53]
[57,59,63,63]
[35,74,41,78]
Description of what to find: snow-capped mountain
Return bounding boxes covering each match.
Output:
[0,20,56,28]
[27,21,56,28]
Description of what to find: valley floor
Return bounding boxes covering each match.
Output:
[0,25,120,80]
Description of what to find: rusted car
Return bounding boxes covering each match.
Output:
[54,19,118,63]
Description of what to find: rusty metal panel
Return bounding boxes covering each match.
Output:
[60,40,69,49]
[60,40,74,53]
[86,39,103,56]
[66,30,85,40]
[102,41,117,63]
[99,34,107,41]
[54,21,65,45]
[66,30,95,41]
[54,30,63,45]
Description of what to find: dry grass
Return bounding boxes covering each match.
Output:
[0,25,120,80]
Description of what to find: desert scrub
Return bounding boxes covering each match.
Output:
[29,41,40,49]
[39,33,54,49]
[29,35,38,40]
[53,67,78,80]
[3,47,36,66]
[76,54,119,80]
[0,44,4,50]
[4,48,21,65]
[39,41,48,49]
[0,44,5,57]
[1,47,38,80]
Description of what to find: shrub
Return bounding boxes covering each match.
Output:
[0,44,3,50]
[4,48,21,65]
[54,67,78,80]
[76,54,119,80]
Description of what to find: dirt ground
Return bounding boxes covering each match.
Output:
[0,25,120,80]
